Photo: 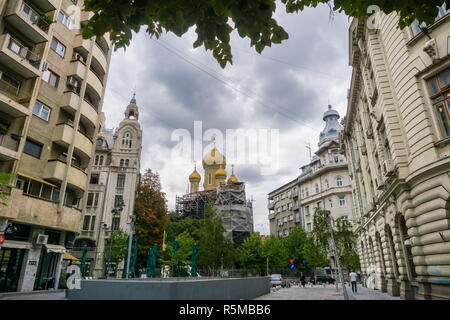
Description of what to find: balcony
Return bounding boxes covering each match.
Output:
[81,98,98,127]
[60,90,80,115]
[0,79,30,117]
[0,34,42,78]
[45,159,88,192]
[53,123,93,159]
[0,133,20,160]
[69,59,87,81]
[31,0,58,12]
[92,43,108,72]
[87,68,104,97]
[0,187,82,233]
[268,202,274,210]
[4,0,51,44]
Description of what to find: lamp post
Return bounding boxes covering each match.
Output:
[125,214,136,278]
[323,210,349,300]
[105,200,124,278]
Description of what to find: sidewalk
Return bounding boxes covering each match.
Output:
[0,289,67,300]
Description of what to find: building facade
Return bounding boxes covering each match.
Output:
[341,10,450,299]
[0,0,112,292]
[71,96,142,278]
[268,105,353,240]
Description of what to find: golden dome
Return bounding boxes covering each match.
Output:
[202,145,226,168]
[227,164,238,183]
[189,164,201,182]
[215,166,227,179]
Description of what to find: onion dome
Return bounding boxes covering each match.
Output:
[227,164,238,183]
[202,145,226,168]
[215,165,227,179]
[319,104,343,145]
[189,163,201,182]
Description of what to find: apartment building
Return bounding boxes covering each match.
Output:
[71,96,142,278]
[268,178,300,237]
[0,0,112,292]
[299,106,353,234]
[341,8,450,299]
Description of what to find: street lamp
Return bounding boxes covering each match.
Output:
[125,214,136,278]
[105,199,125,278]
[323,210,349,300]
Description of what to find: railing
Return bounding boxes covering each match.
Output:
[19,1,50,34]
[89,66,105,85]
[83,97,99,113]
[0,133,20,152]
[6,35,42,69]
[0,78,31,105]
[95,40,109,58]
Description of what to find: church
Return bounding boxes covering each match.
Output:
[176,143,254,247]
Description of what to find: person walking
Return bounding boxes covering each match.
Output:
[299,272,306,288]
[349,269,358,294]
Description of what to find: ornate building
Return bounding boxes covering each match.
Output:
[71,95,142,278]
[177,143,254,247]
[341,8,450,299]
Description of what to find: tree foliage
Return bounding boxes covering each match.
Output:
[197,202,236,271]
[238,232,265,274]
[82,0,447,68]
[166,213,204,244]
[104,228,128,266]
[134,169,168,270]
[261,236,288,270]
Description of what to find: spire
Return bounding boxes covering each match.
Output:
[130,91,136,104]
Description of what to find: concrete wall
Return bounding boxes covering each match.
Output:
[68,277,270,300]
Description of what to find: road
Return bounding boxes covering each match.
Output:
[0,290,67,300]
[255,283,400,300]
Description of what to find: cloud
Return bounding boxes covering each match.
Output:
[101,4,352,235]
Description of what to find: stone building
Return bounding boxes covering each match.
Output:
[70,96,142,278]
[0,0,112,292]
[340,9,450,299]
[268,105,353,242]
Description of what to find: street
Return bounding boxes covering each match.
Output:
[255,283,400,300]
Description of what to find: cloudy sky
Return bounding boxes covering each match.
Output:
[101,3,353,235]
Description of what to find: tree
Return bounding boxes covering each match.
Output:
[134,169,168,271]
[82,0,447,68]
[261,236,288,270]
[197,202,236,273]
[166,213,204,243]
[284,226,308,272]
[104,228,128,272]
[238,232,265,274]
[301,234,329,271]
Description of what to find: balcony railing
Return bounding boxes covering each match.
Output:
[0,133,20,152]
[7,35,42,69]
[19,1,50,34]
[0,78,31,105]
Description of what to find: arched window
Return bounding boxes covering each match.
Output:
[125,159,129,167]
[336,177,343,187]
[122,131,132,148]
[95,155,99,165]
[97,138,102,146]
[99,155,104,166]
[120,159,124,167]
[208,173,212,185]
[315,183,319,193]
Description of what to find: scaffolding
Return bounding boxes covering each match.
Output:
[175,182,254,246]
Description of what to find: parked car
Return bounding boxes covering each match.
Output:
[270,274,290,288]
[315,274,336,284]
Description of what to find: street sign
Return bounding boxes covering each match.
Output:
[289,264,295,270]
[0,233,5,245]
[302,259,306,265]
[329,265,332,271]
[289,259,294,265]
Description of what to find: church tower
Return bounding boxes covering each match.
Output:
[202,142,226,191]
[189,163,201,193]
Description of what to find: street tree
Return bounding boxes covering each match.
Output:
[238,232,265,274]
[284,225,308,271]
[166,213,204,243]
[104,228,128,272]
[261,236,289,270]
[82,0,447,68]
[301,234,329,271]
[134,169,168,271]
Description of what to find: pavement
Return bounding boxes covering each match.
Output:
[0,289,67,300]
[255,283,400,300]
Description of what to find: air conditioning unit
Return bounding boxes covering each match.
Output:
[67,76,79,89]
[73,52,82,61]
[35,234,48,245]
[383,159,395,177]
[375,176,384,190]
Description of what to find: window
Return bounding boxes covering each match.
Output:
[32,101,51,121]
[83,216,90,230]
[97,138,103,146]
[283,217,287,223]
[23,138,42,158]
[42,69,59,88]
[307,223,312,232]
[90,216,96,231]
[333,151,339,163]
[277,207,281,213]
[99,155,104,166]
[90,174,99,184]
[87,193,99,207]
[58,10,72,29]
[278,231,282,237]
[329,199,333,208]
[289,215,293,221]
[117,175,125,188]
[325,179,329,188]
[288,203,293,210]
[122,132,132,148]
[114,195,123,208]
[1,73,21,93]
[95,155,99,165]
[315,183,319,193]
[305,188,309,197]
[281,193,285,199]
[409,5,448,37]
[339,196,346,206]
[50,38,66,57]
[336,177,343,187]
[125,159,129,167]
[120,159,124,167]
[426,68,450,138]
[305,206,310,215]
[277,219,281,226]
[208,173,212,185]
[112,216,120,231]
[282,205,286,211]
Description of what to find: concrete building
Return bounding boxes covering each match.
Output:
[0,0,112,292]
[70,96,142,278]
[340,9,450,299]
[268,105,353,239]
[267,178,300,238]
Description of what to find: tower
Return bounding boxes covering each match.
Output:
[202,142,226,191]
[189,163,201,193]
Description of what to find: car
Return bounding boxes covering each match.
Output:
[315,274,336,284]
[270,274,290,288]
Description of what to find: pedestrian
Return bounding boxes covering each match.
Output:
[310,271,315,286]
[299,272,306,288]
[349,269,358,294]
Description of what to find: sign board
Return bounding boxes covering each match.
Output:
[289,264,295,270]
[289,259,294,265]
[0,232,4,245]
[302,259,306,265]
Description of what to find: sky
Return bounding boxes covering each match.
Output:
[101,4,353,236]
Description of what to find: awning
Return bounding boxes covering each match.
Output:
[63,252,80,263]
[17,172,58,188]
[44,244,66,253]
[1,240,32,250]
